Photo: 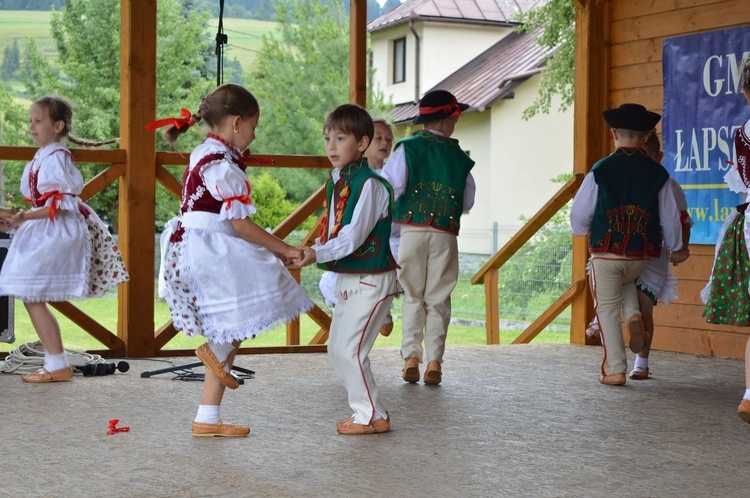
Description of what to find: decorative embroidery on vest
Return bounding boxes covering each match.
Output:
[604,204,649,253]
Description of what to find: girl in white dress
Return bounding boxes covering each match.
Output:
[154,84,313,437]
[0,96,129,383]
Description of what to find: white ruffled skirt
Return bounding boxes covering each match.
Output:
[159,211,313,344]
[0,203,128,302]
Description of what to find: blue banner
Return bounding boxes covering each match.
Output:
[663,26,750,244]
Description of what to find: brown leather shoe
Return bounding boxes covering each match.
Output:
[738,399,750,424]
[192,420,250,437]
[380,321,394,337]
[371,414,391,433]
[599,372,626,385]
[627,315,647,354]
[21,367,73,383]
[424,360,442,385]
[402,356,420,383]
[629,367,650,380]
[195,343,239,389]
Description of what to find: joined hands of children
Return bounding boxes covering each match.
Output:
[670,247,690,266]
[287,246,317,269]
[275,245,306,268]
[0,207,19,232]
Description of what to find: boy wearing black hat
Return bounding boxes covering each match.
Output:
[570,103,684,386]
[381,89,475,385]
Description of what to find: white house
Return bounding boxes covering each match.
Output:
[368,0,573,255]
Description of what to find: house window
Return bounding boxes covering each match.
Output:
[393,37,406,84]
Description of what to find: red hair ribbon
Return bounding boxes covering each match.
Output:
[418,101,461,119]
[146,108,195,131]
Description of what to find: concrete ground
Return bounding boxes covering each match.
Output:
[1,344,749,497]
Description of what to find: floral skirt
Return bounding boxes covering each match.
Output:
[702,210,750,326]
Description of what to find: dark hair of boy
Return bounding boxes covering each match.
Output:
[323,103,374,143]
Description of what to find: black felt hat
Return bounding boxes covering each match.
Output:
[413,90,469,124]
[602,103,661,131]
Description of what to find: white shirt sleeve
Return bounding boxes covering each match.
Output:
[658,181,683,252]
[313,177,391,264]
[202,160,257,220]
[569,172,598,236]
[668,177,694,227]
[463,172,476,212]
[36,149,84,212]
[380,147,407,201]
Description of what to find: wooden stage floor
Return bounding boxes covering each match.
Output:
[1,344,748,497]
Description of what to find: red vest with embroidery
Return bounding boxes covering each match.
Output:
[179,150,247,215]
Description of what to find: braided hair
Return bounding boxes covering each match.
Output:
[33,96,118,147]
[163,84,260,146]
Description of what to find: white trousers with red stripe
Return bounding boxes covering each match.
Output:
[329,271,397,425]
[589,254,649,375]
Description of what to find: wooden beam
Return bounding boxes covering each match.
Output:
[349,0,367,106]
[81,163,126,202]
[272,185,326,240]
[153,345,328,357]
[570,0,609,346]
[119,0,157,357]
[155,151,330,169]
[513,279,586,344]
[471,174,584,285]
[154,321,179,351]
[155,164,182,199]
[50,302,125,352]
[484,269,500,344]
[0,146,126,163]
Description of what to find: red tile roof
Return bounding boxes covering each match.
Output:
[368,0,547,33]
[389,28,553,125]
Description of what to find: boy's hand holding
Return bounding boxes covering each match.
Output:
[0,207,15,220]
[296,246,317,268]
[670,248,690,266]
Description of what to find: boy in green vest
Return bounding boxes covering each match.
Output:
[381,89,475,385]
[296,104,399,434]
[570,103,684,386]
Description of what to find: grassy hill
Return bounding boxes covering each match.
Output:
[0,11,277,72]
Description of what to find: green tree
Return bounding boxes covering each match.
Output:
[515,0,575,120]
[17,0,216,229]
[0,39,20,80]
[248,172,294,229]
[249,0,389,203]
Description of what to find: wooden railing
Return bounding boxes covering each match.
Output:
[0,146,334,357]
[2,143,588,354]
[471,173,586,344]
[151,151,334,356]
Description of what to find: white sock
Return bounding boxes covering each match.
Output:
[208,341,235,372]
[744,389,750,401]
[195,404,220,424]
[633,355,649,371]
[44,352,70,372]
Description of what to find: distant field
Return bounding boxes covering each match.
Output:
[206,17,278,71]
[0,11,57,61]
[0,11,277,73]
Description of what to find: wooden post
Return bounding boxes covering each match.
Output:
[286,268,301,345]
[570,0,609,345]
[484,268,500,344]
[119,0,157,356]
[349,0,367,106]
